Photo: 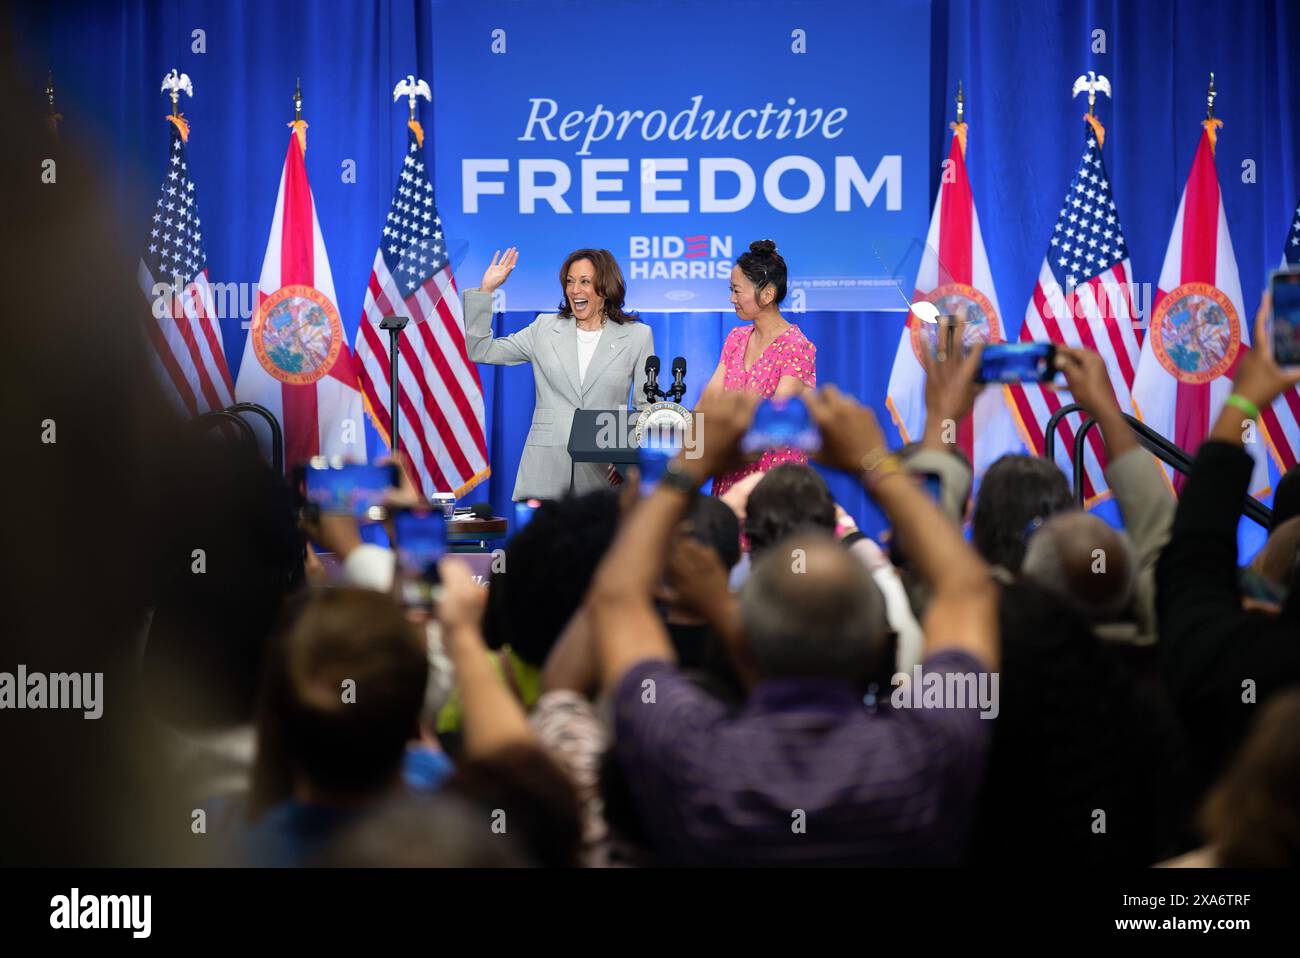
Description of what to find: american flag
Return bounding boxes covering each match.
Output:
[1264,196,1300,471]
[354,124,489,497]
[137,116,234,415]
[1005,119,1141,502]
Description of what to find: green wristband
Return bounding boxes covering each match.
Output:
[1225,394,1260,420]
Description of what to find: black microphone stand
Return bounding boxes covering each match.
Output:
[644,367,664,403]
[379,315,410,453]
[668,362,687,403]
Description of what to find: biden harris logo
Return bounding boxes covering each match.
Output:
[628,234,734,285]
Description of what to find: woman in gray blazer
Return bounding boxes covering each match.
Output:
[463,247,655,501]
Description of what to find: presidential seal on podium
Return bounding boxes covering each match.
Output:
[635,400,692,448]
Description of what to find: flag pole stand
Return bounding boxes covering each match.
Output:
[937,314,957,362]
[379,315,410,453]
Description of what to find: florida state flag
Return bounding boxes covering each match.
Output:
[885,118,1023,472]
[1131,120,1268,493]
[236,119,367,468]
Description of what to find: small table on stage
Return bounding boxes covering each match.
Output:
[446,516,509,554]
[314,515,509,582]
[446,515,509,581]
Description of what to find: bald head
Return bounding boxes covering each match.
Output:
[740,533,890,682]
[1021,513,1136,619]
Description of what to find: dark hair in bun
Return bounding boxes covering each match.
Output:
[736,239,787,307]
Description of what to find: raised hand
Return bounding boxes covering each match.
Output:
[1234,291,1300,410]
[1053,344,1138,457]
[805,384,888,476]
[684,388,760,482]
[922,333,984,435]
[436,557,488,637]
[1054,345,1119,419]
[299,507,362,560]
[718,470,764,524]
[379,449,426,511]
[479,247,518,294]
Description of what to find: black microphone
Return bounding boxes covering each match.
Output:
[669,356,687,403]
[644,354,662,403]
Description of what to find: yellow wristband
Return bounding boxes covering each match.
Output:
[859,447,904,487]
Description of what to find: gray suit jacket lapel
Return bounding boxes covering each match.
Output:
[581,323,630,401]
[549,320,583,405]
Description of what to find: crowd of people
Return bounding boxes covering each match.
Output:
[5,61,1298,869]
[126,292,1298,868]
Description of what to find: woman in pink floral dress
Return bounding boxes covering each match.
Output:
[699,240,817,498]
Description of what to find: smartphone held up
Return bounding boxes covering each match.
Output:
[742,395,821,455]
[1270,268,1300,369]
[393,508,448,609]
[974,343,1059,384]
[299,458,400,520]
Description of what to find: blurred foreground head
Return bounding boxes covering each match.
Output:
[685,493,742,571]
[483,489,620,665]
[1200,690,1300,867]
[1271,465,1300,532]
[739,533,889,685]
[1250,515,1300,594]
[143,428,303,730]
[743,463,836,557]
[0,38,200,864]
[250,588,428,818]
[326,793,529,867]
[446,743,583,868]
[1021,512,1136,620]
[972,580,1188,865]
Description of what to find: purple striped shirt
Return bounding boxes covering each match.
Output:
[614,651,993,866]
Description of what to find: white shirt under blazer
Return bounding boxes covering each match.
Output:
[462,288,655,501]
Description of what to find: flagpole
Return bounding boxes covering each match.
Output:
[938,82,965,361]
[376,76,435,458]
[1201,71,1222,152]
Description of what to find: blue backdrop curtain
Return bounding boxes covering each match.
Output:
[931,0,1299,554]
[11,0,1299,541]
